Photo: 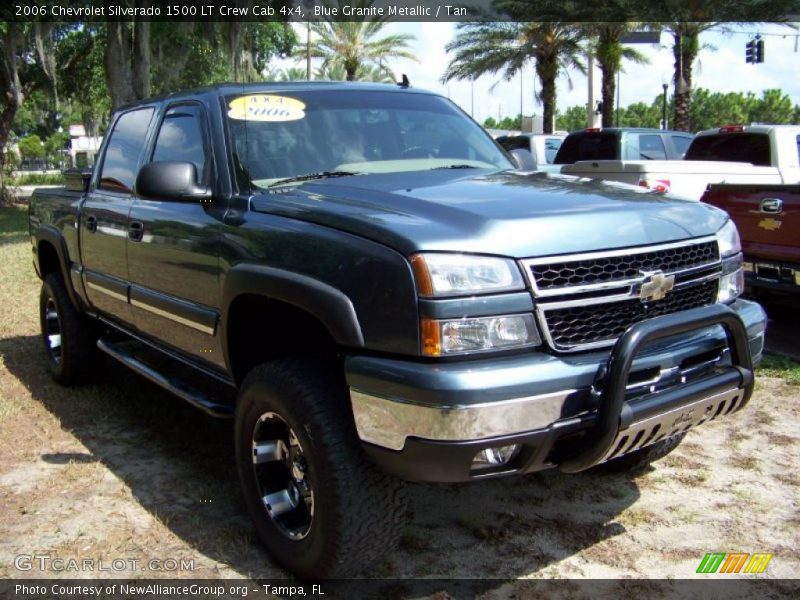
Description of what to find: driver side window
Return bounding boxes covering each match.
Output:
[151,104,208,183]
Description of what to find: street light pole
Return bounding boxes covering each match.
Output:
[661,83,668,130]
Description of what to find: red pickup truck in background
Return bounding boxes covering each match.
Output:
[703,183,800,307]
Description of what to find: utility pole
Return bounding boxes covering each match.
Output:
[471,78,474,117]
[661,83,668,130]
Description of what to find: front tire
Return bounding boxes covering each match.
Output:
[39,272,99,385]
[235,358,407,578]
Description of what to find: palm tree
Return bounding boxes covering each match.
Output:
[308,0,416,81]
[442,22,585,134]
[585,24,649,127]
[316,62,394,83]
[655,0,794,131]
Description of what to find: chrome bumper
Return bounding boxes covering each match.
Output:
[350,388,576,451]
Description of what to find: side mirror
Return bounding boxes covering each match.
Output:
[508,148,536,171]
[136,161,212,202]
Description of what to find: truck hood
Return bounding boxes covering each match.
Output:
[250,169,727,258]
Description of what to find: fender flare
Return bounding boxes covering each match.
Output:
[221,263,365,368]
[35,226,83,312]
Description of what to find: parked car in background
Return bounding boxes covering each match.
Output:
[562,125,800,200]
[553,128,694,164]
[496,133,566,171]
[702,182,800,308]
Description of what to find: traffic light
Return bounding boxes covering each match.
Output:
[755,39,764,63]
[745,39,755,63]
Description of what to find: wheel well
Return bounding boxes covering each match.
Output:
[227,294,339,384]
[38,241,61,277]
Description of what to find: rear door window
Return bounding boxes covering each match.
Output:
[98,108,155,193]
[639,135,667,160]
[544,138,562,163]
[671,135,693,158]
[685,133,771,166]
[553,132,618,164]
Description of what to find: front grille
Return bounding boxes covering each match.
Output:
[545,280,718,349]
[522,237,723,352]
[530,240,719,291]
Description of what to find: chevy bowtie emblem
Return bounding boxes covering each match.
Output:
[638,270,675,302]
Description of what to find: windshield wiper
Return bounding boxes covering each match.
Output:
[268,171,363,188]
[432,164,479,170]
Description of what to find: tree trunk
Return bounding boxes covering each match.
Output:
[105,22,136,111]
[32,23,59,130]
[600,62,615,127]
[0,22,24,199]
[672,27,697,132]
[345,58,358,81]
[536,57,557,134]
[132,19,151,100]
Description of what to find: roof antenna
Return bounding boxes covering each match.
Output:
[397,74,410,88]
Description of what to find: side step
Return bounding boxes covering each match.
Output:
[97,339,234,418]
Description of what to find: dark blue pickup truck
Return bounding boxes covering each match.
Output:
[29,82,766,577]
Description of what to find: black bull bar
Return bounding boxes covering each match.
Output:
[560,303,755,473]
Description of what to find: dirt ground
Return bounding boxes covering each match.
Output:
[1,206,798,595]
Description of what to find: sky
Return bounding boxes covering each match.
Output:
[277,22,800,125]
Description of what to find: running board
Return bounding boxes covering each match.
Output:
[97,339,234,418]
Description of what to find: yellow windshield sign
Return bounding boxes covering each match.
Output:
[228,95,306,122]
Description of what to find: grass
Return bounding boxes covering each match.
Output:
[757,354,800,385]
[0,204,28,236]
[10,173,64,186]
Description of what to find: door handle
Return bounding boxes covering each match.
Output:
[128,221,144,241]
[759,198,783,214]
[85,215,97,232]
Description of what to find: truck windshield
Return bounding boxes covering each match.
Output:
[225,89,512,189]
[553,132,619,164]
[684,133,771,166]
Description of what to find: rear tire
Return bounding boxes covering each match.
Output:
[600,433,685,473]
[39,272,99,385]
[235,358,407,577]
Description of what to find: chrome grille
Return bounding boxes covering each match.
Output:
[528,240,719,294]
[522,237,722,352]
[546,280,718,348]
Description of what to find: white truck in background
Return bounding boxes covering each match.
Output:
[561,125,800,200]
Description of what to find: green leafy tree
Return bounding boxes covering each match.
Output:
[617,101,662,128]
[749,89,794,124]
[443,19,585,134]
[18,134,45,160]
[309,0,416,81]
[497,114,523,130]
[689,89,750,131]
[483,117,499,129]
[556,105,588,132]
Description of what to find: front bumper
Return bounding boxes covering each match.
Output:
[346,299,766,482]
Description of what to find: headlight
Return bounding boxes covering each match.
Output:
[715,220,744,303]
[410,253,524,297]
[421,314,541,356]
[716,219,741,257]
[718,253,745,303]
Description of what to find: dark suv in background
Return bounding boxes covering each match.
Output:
[553,128,695,164]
